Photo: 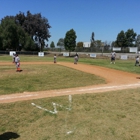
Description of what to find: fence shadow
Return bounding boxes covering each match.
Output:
[0,132,20,140]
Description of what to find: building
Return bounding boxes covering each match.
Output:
[83,42,91,48]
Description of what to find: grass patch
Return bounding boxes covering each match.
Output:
[0,55,140,139]
[0,88,140,139]
[0,64,105,95]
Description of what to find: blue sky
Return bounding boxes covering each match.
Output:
[0,0,140,46]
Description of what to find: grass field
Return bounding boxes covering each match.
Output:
[0,64,105,95]
[0,54,140,140]
[0,54,139,73]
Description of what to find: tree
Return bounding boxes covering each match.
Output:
[90,32,96,52]
[77,42,83,47]
[50,41,55,50]
[0,16,35,51]
[125,29,137,47]
[15,11,51,51]
[23,33,37,51]
[116,29,137,48]
[111,41,117,47]
[94,40,102,51]
[0,36,2,50]
[64,29,77,54]
[0,11,51,51]
[57,38,64,51]
[0,25,3,50]
[0,17,22,50]
[116,30,126,47]
[91,32,95,42]
[136,35,140,51]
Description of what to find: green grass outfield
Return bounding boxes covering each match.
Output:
[0,54,139,73]
[0,55,140,140]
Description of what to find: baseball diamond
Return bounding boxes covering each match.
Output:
[0,61,140,104]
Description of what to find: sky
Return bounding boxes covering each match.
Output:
[0,0,140,46]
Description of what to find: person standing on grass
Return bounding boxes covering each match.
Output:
[110,52,116,64]
[54,54,57,63]
[76,53,79,62]
[135,56,140,66]
[15,54,20,71]
[74,55,78,64]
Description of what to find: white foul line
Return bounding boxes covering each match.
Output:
[0,94,38,101]
[76,83,140,92]
[0,83,140,101]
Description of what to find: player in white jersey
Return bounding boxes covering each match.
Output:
[135,56,140,66]
[110,52,116,64]
[74,55,78,64]
[15,54,21,72]
[54,54,57,63]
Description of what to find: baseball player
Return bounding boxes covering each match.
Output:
[110,52,116,64]
[15,54,21,72]
[135,56,140,66]
[54,54,57,63]
[74,55,78,64]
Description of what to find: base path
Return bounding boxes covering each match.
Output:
[0,62,140,104]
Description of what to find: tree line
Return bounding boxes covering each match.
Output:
[55,29,140,53]
[0,11,140,52]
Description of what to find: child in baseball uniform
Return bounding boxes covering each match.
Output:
[15,54,21,72]
[110,52,116,64]
[135,56,140,66]
[54,54,57,63]
[74,55,78,64]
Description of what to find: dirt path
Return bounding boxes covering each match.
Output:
[0,62,140,104]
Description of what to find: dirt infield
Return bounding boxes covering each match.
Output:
[0,61,140,103]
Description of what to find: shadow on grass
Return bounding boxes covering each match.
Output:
[0,132,20,140]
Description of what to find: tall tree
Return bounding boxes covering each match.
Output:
[0,16,35,51]
[91,32,95,42]
[90,32,96,51]
[57,38,64,47]
[116,29,137,48]
[0,17,21,50]
[23,33,37,51]
[50,41,55,49]
[15,11,26,27]
[64,29,77,53]
[15,11,51,51]
[0,37,2,50]
[0,25,3,50]
[57,38,64,51]
[125,29,137,47]
[116,30,126,47]
[136,35,140,51]
[95,40,102,51]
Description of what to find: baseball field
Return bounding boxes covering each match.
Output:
[0,54,140,140]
